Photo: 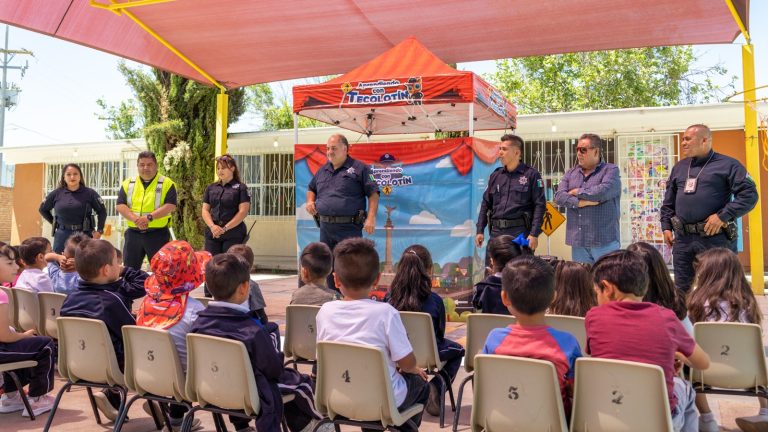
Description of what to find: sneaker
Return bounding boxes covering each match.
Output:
[168,417,201,432]
[699,416,720,432]
[21,394,55,417]
[425,380,441,417]
[0,392,24,413]
[93,391,119,422]
[300,419,335,432]
[736,414,768,432]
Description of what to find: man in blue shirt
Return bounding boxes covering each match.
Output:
[306,134,379,291]
[554,133,621,264]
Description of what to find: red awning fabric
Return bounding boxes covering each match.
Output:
[293,37,517,134]
[0,0,748,89]
[295,137,499,176]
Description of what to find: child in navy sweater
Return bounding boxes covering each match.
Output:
[472,234,531,314]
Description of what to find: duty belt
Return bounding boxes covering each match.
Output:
[317,215,356,224]
[59,224,83,231]
[491,218,526,229]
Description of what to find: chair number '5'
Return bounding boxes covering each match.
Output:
[508,386,519,400]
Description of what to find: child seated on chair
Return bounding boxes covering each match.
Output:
[586,250,710,432]
[0,241,56,417]
[227,244,269,323]
[482,255,582,415]
[136,240,209,430]
[191,253,321,432]
[60,238,149,422]
[316,237,430,432]
[472,234,531,314]
[386,244,465,417]
[686,248,766,432]
[45,232,87,295]
[15,237,54,293]
[292,242,339,306]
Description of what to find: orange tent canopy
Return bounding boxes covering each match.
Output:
[293,37,516,135]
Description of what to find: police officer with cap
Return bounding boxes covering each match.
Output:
[661,123,758,293]
[476,134,546,255]
[306,134,379,291]
[116,151,178,270]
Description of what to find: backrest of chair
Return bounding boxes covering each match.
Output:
[56,317,124,386]
[185,333,260,415]
[472,355,567,432]
[123,325,187,401]
[37,292,66,339]
[545,315,587,353]
[465,313,517,372]
[14,288,40,332]
[192,296,212,307]
[691,322,768,390]
[284,305,321,361]
[316,341,399,426]
[399,311,441,370]
[571,357,673,432]
[0,286,17,330]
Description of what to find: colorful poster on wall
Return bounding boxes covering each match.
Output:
[295,138,499,301]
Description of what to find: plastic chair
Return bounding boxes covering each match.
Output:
[570,357,673,432]
[316,340,425,431]
[284,305,321,369]
[37,292,66,339]
[399,311,456,427]
[0,360,39,420]
[114,325,193,432]
[183,333,292,432]
[690,322,768,398]
[545,314,587,354]
[0,286,18,330]
[453,313,516,432]
[14,287,39,332]
[471,355,567,432]
[44,317,128,431]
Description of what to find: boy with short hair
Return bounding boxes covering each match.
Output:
[225,243,269,323]
[481,255,582,413]
[191,254,321,432]
[587,250,710,432]
[16,237,54,293]
[315,238,429,431]
[292,242,339,305]
[45,232,87,295]
[60,238,148,421]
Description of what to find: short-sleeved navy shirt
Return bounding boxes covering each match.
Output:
[308,156,379,216]
[203,180,251,225]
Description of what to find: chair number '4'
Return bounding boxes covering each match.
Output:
[342,370,351,383]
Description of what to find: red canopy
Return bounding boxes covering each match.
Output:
[0,0,748,89]
[293,37,516,134]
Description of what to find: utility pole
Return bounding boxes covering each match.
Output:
[0,25,33,185]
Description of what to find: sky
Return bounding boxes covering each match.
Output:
[1,2,766,147]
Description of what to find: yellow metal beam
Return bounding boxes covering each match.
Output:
[725,0,751,44]
[214,93,229,178]
[741,43,764,295]
[90,0,175,15]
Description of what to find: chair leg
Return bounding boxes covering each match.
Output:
[113,394,141,432]
[85,386,102,424]
[441,369,456,411]
[43,381,72,432]
[145,400,164,430]
[114,387,128,428]
[438,372,447,428]
[158,402,174,432]
[452,374,473,432]
[181,406,202,432]
[213,412,228,432]
[7,371,35,420]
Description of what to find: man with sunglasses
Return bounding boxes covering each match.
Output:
[555,133,621,264]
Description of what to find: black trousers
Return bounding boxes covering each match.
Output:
[319,222,362,292]
[484,226,529,271]
[53,228,93,253]
[123,228,171,270]
[672,232,736,293]
[204,222,247,256]
[0,336,56,397]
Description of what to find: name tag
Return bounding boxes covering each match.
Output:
[684,178,697,194]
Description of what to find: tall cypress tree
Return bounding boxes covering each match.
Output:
[117,62,247,248]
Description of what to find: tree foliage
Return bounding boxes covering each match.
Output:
[95,98,143,140]
[114,62,246,247]
[247,82,326,130]
[489,46,735,114]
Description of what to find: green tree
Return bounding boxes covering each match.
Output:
[115,62,246,247]
[489,46,735,114]
[247,82,327,130]
[95,98,143,139]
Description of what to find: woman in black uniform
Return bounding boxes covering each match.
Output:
[39,163,107,253]
[202,154,251,255]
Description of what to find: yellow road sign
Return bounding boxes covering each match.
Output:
[541,201,565,236]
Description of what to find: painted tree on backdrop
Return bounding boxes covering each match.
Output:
[491,46,736,114]
[101,61,247,248]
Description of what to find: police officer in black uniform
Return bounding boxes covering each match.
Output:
[39,163,107,252]
[202,154,251,255]
[476,134,546,258]
[661,124,758,293]
[306,134,380,291]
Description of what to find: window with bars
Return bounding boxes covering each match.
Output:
[44,161,127,217]
[234,153,295,218]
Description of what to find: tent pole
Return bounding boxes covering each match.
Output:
[214,90,228,179]
[468,103,474,136]
[741,43,764,295]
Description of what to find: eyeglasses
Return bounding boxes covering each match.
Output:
[576,146,594,154]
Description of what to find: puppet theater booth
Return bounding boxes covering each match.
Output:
[293,37,517,304]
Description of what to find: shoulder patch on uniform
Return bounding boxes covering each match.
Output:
[536,179,543,188]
